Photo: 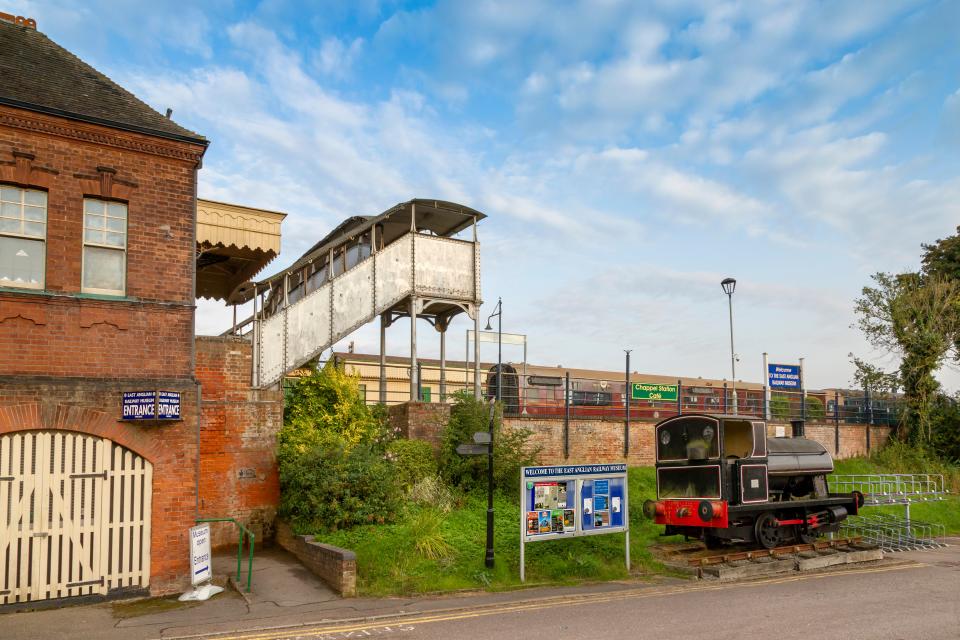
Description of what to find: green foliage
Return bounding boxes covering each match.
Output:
[848,353,899,394]
[409,508,453,560]
[279,363,389,466]
[853,272,960,443]
[279,441,403,532]
[805,395,825,422]
[278,363,400,532]
[770,394,791,421]
[929,395,960,465]
[439,391,541,494]
[922,225,960,282]
[386,439,437,491]
[409,475,458,513]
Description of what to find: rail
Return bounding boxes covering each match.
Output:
[196,517,255,593]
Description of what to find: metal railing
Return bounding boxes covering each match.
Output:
[829,474,949,505]
[840,513,947,551]
[323,360,905,428]
[196,518,255,593]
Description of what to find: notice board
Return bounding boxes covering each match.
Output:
[519,463,629,579]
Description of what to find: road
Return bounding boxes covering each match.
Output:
[176,546,960,640]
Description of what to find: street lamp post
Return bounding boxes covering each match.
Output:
[721,278,738,414]
[483,297,502,568]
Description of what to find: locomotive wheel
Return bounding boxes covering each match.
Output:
[795,526,818,545]
[755,512,781,549]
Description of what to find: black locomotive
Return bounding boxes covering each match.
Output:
[645,414,863,549]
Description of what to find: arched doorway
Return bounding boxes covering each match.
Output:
[0,431,153,606]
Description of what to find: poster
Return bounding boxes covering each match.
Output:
[538,511,551,534]
[526,512,538,535]
[594,495,608,511]
[612,496,621,513]
[563,509,575,530]
[583,497,592,515]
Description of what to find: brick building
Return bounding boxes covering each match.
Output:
[0,15,283,607]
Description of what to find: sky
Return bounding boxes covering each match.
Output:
[12,0,960,390]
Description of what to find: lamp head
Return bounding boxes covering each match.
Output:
[721,277,736,295]
[484,321,492,331]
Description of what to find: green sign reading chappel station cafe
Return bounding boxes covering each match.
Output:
[631,382,678,402]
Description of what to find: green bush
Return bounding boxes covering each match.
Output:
[279,441,403,532]
[279,362,389,466]
[806,396,825,421]
[387,439,437,491]
[439,391,541,494]
[770,394,791,421]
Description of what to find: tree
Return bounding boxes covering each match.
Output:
[922,225,960,282]
[848,353,899,395]
[853,273,960,442]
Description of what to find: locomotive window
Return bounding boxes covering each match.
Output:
[657,466,721,499]
[656,417,720,461]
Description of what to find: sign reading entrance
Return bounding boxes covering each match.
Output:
[631,382,678,401]
[519,464,629,581]
[189,523,212,586]
[122,391,181,420]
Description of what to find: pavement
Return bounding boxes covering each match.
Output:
[1,540,958,640]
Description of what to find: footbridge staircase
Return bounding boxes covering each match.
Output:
[248,199,485,392]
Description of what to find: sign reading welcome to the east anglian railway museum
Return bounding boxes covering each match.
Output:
[631,382,679,401]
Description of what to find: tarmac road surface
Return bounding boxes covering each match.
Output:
[172,544,960,640]
[3,544,958,640]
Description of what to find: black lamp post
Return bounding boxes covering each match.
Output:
[482,297,502,568]
[721,277,737,414]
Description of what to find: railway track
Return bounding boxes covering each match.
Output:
[684,536,866,567]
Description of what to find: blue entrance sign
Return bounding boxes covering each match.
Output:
[122,390,182,421]
[768,364,801,389]
[123,391,157,420]
[157,391,181,419]
[520,463,629,581]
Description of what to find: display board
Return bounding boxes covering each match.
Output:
[519,463,629,580]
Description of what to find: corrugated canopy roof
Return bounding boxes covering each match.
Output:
[196,199,286,302]
[260,198,484,285]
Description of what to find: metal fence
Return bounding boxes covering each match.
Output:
[295,359,905,429]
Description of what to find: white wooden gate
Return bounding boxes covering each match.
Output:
[0,431,153,605]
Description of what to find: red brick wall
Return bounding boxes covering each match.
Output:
[0,105,204,379]
[0,377,199,594]
[196,336,283,548]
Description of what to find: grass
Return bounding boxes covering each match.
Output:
[312,467,684,596]
[312,452,960,596]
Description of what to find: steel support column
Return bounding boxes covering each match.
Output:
[379,313,387,403]
[410,298,418,401]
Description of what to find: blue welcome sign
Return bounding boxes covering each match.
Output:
[122,391,181,420]
[768,364,801,389]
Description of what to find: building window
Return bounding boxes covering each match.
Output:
[83,199,127,295]
[0,186,47,289]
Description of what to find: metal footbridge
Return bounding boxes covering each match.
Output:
[248,199,485,394]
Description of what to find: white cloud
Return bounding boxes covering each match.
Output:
[313,36,364,77]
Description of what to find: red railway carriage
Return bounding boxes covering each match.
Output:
[643,414,863,549]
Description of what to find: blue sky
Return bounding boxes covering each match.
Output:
[14,0,960,390]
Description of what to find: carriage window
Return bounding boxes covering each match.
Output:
[658,466,721,499]
[656,417,720,461]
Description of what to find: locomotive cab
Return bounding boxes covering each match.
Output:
[648,414,862,549]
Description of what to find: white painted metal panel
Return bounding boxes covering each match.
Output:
[257,312,286,387]
[286,280,333,373]
[0,431,151,606]
[332,259,374,338]
[374,235,413,314]
[414,236,475,300]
